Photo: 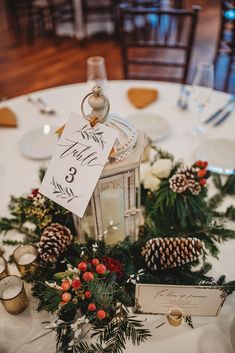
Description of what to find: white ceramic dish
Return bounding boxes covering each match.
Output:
[127,112,171,142]
[19,124,58,160]
[195,138,235,175]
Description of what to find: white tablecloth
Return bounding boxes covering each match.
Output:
[0,80,235,353]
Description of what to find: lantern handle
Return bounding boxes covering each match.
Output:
[81,85,110,124]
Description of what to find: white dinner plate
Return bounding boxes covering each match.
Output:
[19,124,58,160]
[127,112,171,142]
[195,138,235,175]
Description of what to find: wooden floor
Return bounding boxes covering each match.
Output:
[0,0,234,99]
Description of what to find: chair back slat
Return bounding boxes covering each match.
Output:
[119,4,200,83]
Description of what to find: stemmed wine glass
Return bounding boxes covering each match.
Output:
[191,61,214,136]
[86,56,108,94]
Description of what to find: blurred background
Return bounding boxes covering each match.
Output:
[0,0,234,99]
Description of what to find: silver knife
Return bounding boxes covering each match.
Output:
[204,96,235,124]
[214,103,235,126]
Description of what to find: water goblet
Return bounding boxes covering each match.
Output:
[191,61,214,136]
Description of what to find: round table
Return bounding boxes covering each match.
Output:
[0,80,235,353]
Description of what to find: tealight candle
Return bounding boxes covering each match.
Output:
[0,257,9,280]
[167,308,184,327]
[0,275,29,314]
[13,245,38,276]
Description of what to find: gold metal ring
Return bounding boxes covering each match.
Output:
[167,308,184,327]
[81,87,110,123]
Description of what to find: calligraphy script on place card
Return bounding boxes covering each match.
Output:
[39,113,118,218]
[135,284,227,317]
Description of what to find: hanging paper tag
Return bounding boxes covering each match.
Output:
[40,113,118,218]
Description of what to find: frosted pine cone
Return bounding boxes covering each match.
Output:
[38,223,73,264]
[189,182,201,195]
[176,166,195,179]
[142,237,203,271]
[169,174,188,193]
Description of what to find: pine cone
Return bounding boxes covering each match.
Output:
[141,237,203,271]
[169,174,188,193]
[38,223,73,264]
[189,182,201,195]
[177,166,195,178]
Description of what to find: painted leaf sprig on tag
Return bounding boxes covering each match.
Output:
[51,177,79,203]
[78,124,106,149]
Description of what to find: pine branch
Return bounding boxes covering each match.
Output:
[150,145,174,161]
[31,281,61,313]
[2,239,24,246]
[212,174,223,191]
[208,192,225,210]
[185,316,194,329]
[92,305,151,353]
[225,206,235,221]
[39,166,47,182]
[0,217,39,242]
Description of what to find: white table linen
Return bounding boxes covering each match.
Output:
[0,80,235,353]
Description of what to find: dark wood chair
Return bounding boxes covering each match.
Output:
[4,0,50,44]
[81,0,120,41]
[119,4,200,83]
[128,0,185,9]
[47,0,75,37]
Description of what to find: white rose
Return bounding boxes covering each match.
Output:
[140,164,151,183]
[151,159,173,179]
[143,171,161,192]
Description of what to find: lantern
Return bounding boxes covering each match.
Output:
[74,86,145,244]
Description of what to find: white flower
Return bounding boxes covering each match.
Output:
[143,171,161,192]
[45,281,63,291]
[22,221,36,232]
[92,243,98,253]
[68,340,74,347]
[151,159,173,179]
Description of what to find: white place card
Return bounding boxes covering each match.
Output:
[135,284,227,316]
[40,113,118,218]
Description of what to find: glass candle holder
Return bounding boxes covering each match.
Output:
[87,56,108,93]
[0,257,9,280]
[13,245,38,276]
[0,275,29,314]
[167,308,184,327]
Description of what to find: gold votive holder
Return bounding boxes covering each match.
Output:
[13,245,38,276]
[167,308,184,327]
[0,275,29,314]
[0,256,9,280]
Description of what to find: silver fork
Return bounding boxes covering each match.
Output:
[27,96,56,115]
[37,97,56,115]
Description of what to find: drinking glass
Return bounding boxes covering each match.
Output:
[0,275,29,314]
[191,61,214,136]
[87,56,108,93]
[13,245,38,276]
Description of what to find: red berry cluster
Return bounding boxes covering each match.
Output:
[194,160,209,186]
[59,258,108,320]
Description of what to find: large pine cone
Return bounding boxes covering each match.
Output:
[142,237,203,271]
[38,223,73,264]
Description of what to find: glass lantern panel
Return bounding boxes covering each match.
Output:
[100,185,125,244]
[81,202,96,238]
